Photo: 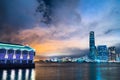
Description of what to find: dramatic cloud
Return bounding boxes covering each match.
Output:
[16,26,88,56]
[36,0,81,25]
[0,0,120,58]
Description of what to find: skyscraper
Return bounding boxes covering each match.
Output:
[89,31,96,60]
[97,45,108,61]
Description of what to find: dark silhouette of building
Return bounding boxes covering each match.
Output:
[89,31,96,60]
[108,47,116,61]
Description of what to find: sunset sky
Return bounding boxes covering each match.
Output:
[0,0,120,58]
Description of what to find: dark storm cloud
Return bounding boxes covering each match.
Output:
[0,0,81,44]
[0,25,21,43]
[0,0,20,43]
[0,0,7,24]
[0,0,38,28]
[36,0,81,25]
[0,0,39,43]
[104,28,120,34]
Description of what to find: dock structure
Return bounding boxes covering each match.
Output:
[0,42,35,68]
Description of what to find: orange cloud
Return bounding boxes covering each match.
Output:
[17,26,89,57]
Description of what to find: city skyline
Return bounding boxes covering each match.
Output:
[0,0,120,59]
[89,31,119,62]
[46,31,119,63]
[1,1,120,80]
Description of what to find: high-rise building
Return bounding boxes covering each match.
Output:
[108,47,116,61]
[97,45,108,61]
[89,31,96,60]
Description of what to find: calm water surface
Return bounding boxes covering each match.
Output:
[1,63,120,80]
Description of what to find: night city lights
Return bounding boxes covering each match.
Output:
[0,0,120,80]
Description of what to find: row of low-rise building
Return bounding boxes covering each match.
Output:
[45,57,87,63]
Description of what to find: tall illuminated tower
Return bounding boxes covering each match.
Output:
[89,31,96,60]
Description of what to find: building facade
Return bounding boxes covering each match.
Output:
[108,47,116,61]
[97,45,108,61]
[0,42,35,64]
[89,31,96,60]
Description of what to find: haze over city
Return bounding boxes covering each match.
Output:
[0,0,120,60]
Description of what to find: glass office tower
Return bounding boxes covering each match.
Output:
[89,31,96,60]
[97,45,108,61]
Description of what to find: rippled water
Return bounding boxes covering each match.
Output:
[0,68,35,80]
[1,63,120,80]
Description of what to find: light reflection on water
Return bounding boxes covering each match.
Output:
[0,68,35,80]
[0,63,120,80]
[36,63,120,80]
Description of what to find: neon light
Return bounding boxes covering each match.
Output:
[0,42,35,64]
